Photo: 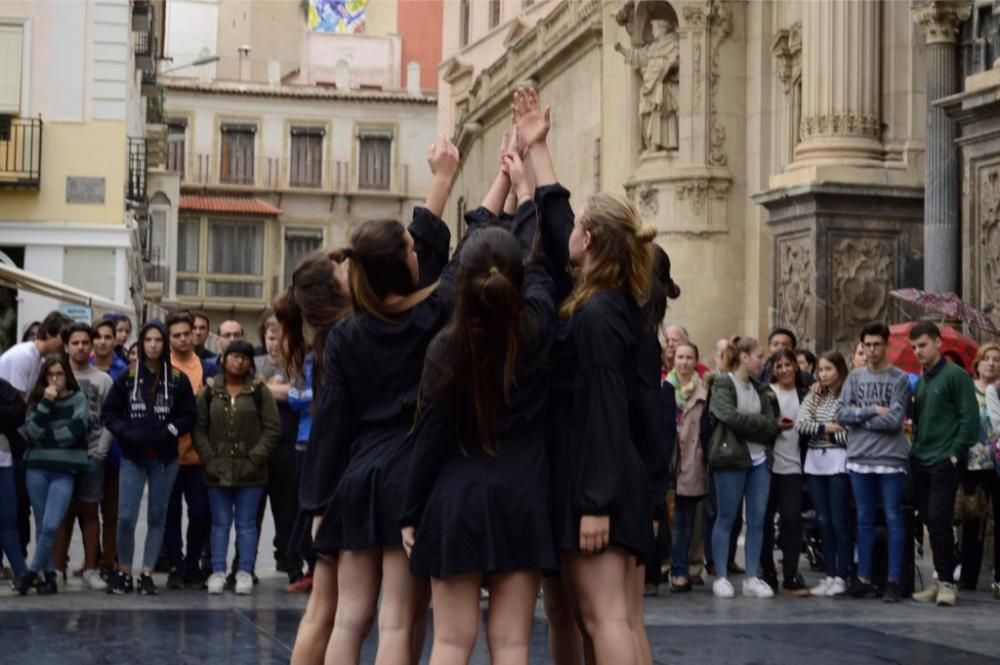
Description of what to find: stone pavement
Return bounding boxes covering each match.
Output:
[3,494,1000,664]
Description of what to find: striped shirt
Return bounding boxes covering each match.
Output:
[796,391,847,449]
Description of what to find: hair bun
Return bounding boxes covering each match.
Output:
[667,280,681,299]
[636,225,657,244]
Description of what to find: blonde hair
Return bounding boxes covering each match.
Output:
[720,336,760,373]
[973,342,1000,380]
[559,193,656,320]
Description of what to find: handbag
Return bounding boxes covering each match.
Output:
[953,483,989,525]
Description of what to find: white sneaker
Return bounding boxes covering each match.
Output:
[82,569,107,591]
[206,572,227,595]
[235,571,254,595]
[826,577,847,597]
[712,577,735,599]
[742,576,775,599]
[809,576,832,597]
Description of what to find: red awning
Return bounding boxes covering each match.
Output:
[179,195,282,215]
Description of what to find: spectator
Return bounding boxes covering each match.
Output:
[767,327,797,356]
[91,319,127,378]
[908,321,978,607]
[191,312,215,361]
[712,338,729,375]
[837,321,910,603]
[851,341,866,370]
[51,324,113,591]
[662,324,709,377]
[102,320,196,596]
[16,355,90,595]
[194,340,280,595]
[960,342,1000,595]
[0,377,27,590]
[216,321,244,358]
[796,349,817,376]
[21,322,40,343]
[164,311,218,590]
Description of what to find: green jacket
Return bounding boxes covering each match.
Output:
[912,359,979,466]
[706,373,780,470]
[23,392,90,473]
[193,376,280,487]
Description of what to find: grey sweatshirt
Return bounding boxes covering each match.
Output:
[835,365,910,468]
[73,366,114,461]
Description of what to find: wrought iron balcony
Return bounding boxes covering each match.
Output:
[127,137,147,205]
[134,30,155,71]
[141,69,157,97]
[132,0,151,31]
[0,117,42,189]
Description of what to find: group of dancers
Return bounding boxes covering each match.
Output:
[274,87,676,665]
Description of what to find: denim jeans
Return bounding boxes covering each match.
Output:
[670,495,702,579]
[207,486,265,574]
[807,473,853,580]
[165,464,211,575]
[25,468,76,572]
[117,457,180,571]
[712,463,771,578]
[0,466,27,577]
[850,471,905,583]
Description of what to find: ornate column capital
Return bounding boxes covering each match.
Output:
[912,1,973,45]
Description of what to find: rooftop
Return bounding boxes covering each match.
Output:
[162,77,436,105]
[179,195,283,215]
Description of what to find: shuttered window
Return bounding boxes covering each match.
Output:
[283,228,323,288]
[0,25,24,114]
[290,127,324,188]
[220,123,256,185]
[358,130,392,191]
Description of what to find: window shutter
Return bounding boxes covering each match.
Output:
[0,25,24,114]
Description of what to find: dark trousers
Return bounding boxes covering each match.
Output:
[164,465,211,575]
[911,459,960,583]
[704,473,741,570]
[761,473,804,581]
[958,468,1000,589]
[15,458,30,558]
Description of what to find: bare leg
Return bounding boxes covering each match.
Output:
[542,576,583,665]
[291,556,339,665]
[626,561,652,665]
[325,548,381,665]
[411,578,431,663]
[565,549,636,665]
[428,572,481,665]
[376,547,428,665]
[486,570,541,665]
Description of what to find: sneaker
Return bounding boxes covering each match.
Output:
[846,578,877,599]
[14,570,37,596]
[107,571,134,595]
[234,571,254,595]
[992,581,1000,600]
[912,582,939,603]
[82,569,108,591]
[936,581,957,607]
[285,573,314,593]
[138,574,159,596]
[882,581,902,603]
[99,567,115,583]
[37,571,58,595]
[184,569,208,590]
[742,576,775,599]
[782,574,809,598]
[826,577,847,597]
[206,572,227,595]
[809,576,833,597]
[166,567,184,590]
[712,577,735,599]
[761,570,780,593]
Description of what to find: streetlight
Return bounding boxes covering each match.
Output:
[160,54,220,74]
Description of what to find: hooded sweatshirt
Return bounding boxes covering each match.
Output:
[835,365,910,468]
[101,320,196,464]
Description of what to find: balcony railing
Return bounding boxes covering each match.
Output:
[132,0,151,31]
[127,137,147,204]
[0,117,42,189]
[141,69,157,97]
[134,30,155,71]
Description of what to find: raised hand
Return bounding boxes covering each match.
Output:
[427,134,460,179]
[502,151,531,202]
[499,130,512,175]
[512,87,550,148]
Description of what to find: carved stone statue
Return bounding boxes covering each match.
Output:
[615,19,680,152]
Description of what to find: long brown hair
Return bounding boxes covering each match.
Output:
[431,226,525,455]
[815,349,849,398]
[720,336,760,373]
[347,219,418,321]
[560,193,656,320]
[27,354,81,409]
[273,248,352,386]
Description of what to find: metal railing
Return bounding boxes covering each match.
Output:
[0,117,42,188]
[127,137,147,204]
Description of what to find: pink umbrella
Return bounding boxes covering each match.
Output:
[889,289,1000,336]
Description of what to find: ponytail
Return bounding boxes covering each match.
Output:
[722,336,759,373]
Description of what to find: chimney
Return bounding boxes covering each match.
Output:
[238,45,252,82]
[406,62,421,97]
[268,56,281,86]
[335,59,350,90]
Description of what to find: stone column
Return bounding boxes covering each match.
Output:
[913,1,972,293]
[793,0,882,165]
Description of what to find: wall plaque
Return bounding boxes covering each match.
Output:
[66,176,105,204]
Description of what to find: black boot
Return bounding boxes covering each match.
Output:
[37,571,58,595]
[14,570,37,596]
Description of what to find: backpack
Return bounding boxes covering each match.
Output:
[204,383,264,429]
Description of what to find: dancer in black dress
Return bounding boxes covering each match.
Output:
[307,137,461,665]
[273,248,351,665]
[400,149,556,665]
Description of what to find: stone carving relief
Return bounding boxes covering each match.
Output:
[635,183,659,218]
[676,178,729,214]
[772,22,802,94]
[800,113,880,141]
[978,166,1000,318]
[776,237,814,350]
[831,237,895,350]
[707,1,732,166]
[615,13,680,152]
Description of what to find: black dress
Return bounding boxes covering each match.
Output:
[535,184,669,559]
[400,200,559,578]
[302,206,452,555]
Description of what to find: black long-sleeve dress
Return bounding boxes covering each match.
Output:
[535,184,670,559]
[400,200,559,578]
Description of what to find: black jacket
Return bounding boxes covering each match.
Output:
[0,377,26,456]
